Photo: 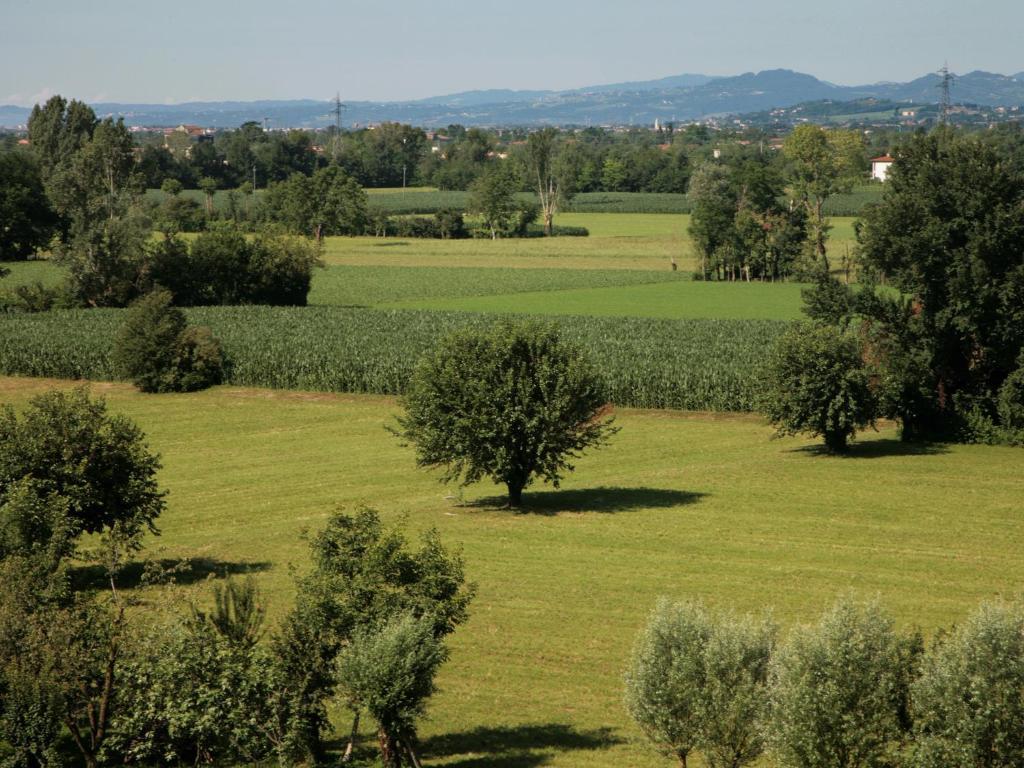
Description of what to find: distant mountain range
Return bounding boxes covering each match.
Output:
[2,69,1023,129]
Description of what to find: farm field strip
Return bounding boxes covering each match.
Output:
[387,279,808,320]
[308,264,689,307]
[1,377,1021,767]
[0,307,786,412]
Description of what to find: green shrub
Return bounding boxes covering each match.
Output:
[396,320,618,506]
[337,614,447,768]
[624,600,776,768]
[113,290,224,393]
[910,600,1024,768]
[759,322,876,452]
[169,325,225,392]
[113,289,188,392]
[997,356,1024,431]
[767,598,919,768]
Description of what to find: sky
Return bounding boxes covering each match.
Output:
[2,0,1023,106]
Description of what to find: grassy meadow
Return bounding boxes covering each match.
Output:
[3,213,858,320]
[1,377,1022,767]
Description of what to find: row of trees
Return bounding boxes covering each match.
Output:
[0,389,474,767]
[688,125,863,281]
[759,127,1024,448]
[626,596,1024,768]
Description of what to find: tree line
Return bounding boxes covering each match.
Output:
[626,595,1024,768]
[759,127,1024,447]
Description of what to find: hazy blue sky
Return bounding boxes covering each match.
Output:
[2,0,1022,105]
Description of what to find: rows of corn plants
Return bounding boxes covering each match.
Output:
[0,308,784,412]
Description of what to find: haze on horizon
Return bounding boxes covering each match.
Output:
[2,0,1023,107]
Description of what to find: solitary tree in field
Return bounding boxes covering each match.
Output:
[524,127,575,236]
[758,322,876,453]
[468,165,519,239]
[395,320,617,507]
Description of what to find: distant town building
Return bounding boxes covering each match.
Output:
[871,154,895,182]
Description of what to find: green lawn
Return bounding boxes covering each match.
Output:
[308,265,686,307]
[387,279,807,320]
[2,376,1022,768]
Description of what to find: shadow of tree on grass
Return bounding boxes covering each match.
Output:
[418,723,623,768]
[790,438,950,459]
[71,557,271,591]
[463,486,706,515]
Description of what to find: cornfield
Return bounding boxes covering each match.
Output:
[0,308,785,412]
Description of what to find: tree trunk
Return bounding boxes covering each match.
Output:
[342,711,360,762]
[677,750,688,768]
[507,483,523,508]
[824,430,848,454]
[543,210,553,236]
[378,727,401,768]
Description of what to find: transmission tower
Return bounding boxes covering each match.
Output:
[938,63,955,124]
[331,93,347,161]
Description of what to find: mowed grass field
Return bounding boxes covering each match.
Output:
[2,377,1022,767]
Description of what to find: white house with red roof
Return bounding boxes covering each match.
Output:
[871,154,895,182]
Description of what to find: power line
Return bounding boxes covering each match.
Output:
[331,93,346,161]
[938,63,955,124]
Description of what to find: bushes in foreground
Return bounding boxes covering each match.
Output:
[627,596,1024,768]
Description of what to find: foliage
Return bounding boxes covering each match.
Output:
[337,614,448,768]
[396,320,617,505]
[58,216,150,308]
[759,322,876,452]
[624,600,776,768]
[784,125,863,268]
[0,479,77,567]
[0,387,164,543]
[0,151,60,260]
[801,273,855,327]
[273,507,473,761]
[108,582,277,766]
[997,354,1024,431]
[688,157,806,281]
[170,326,225,393]
[112,290,224,393]
[469,165,524,239]
[857,128,1024,441]
[767,598,919,768]
[262,166,369,239]
[145,226,321,307]
[910,600,1024,768]
[0,281,69,314]
[0,307,787,412]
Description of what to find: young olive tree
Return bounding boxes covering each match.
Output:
[395,320,617,507]
[337,614,447,768]
[272,508,474,763]
[624,600,775,768]
[768,598,919,768]
[910,600,1024,768]
[759,322,876,453]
